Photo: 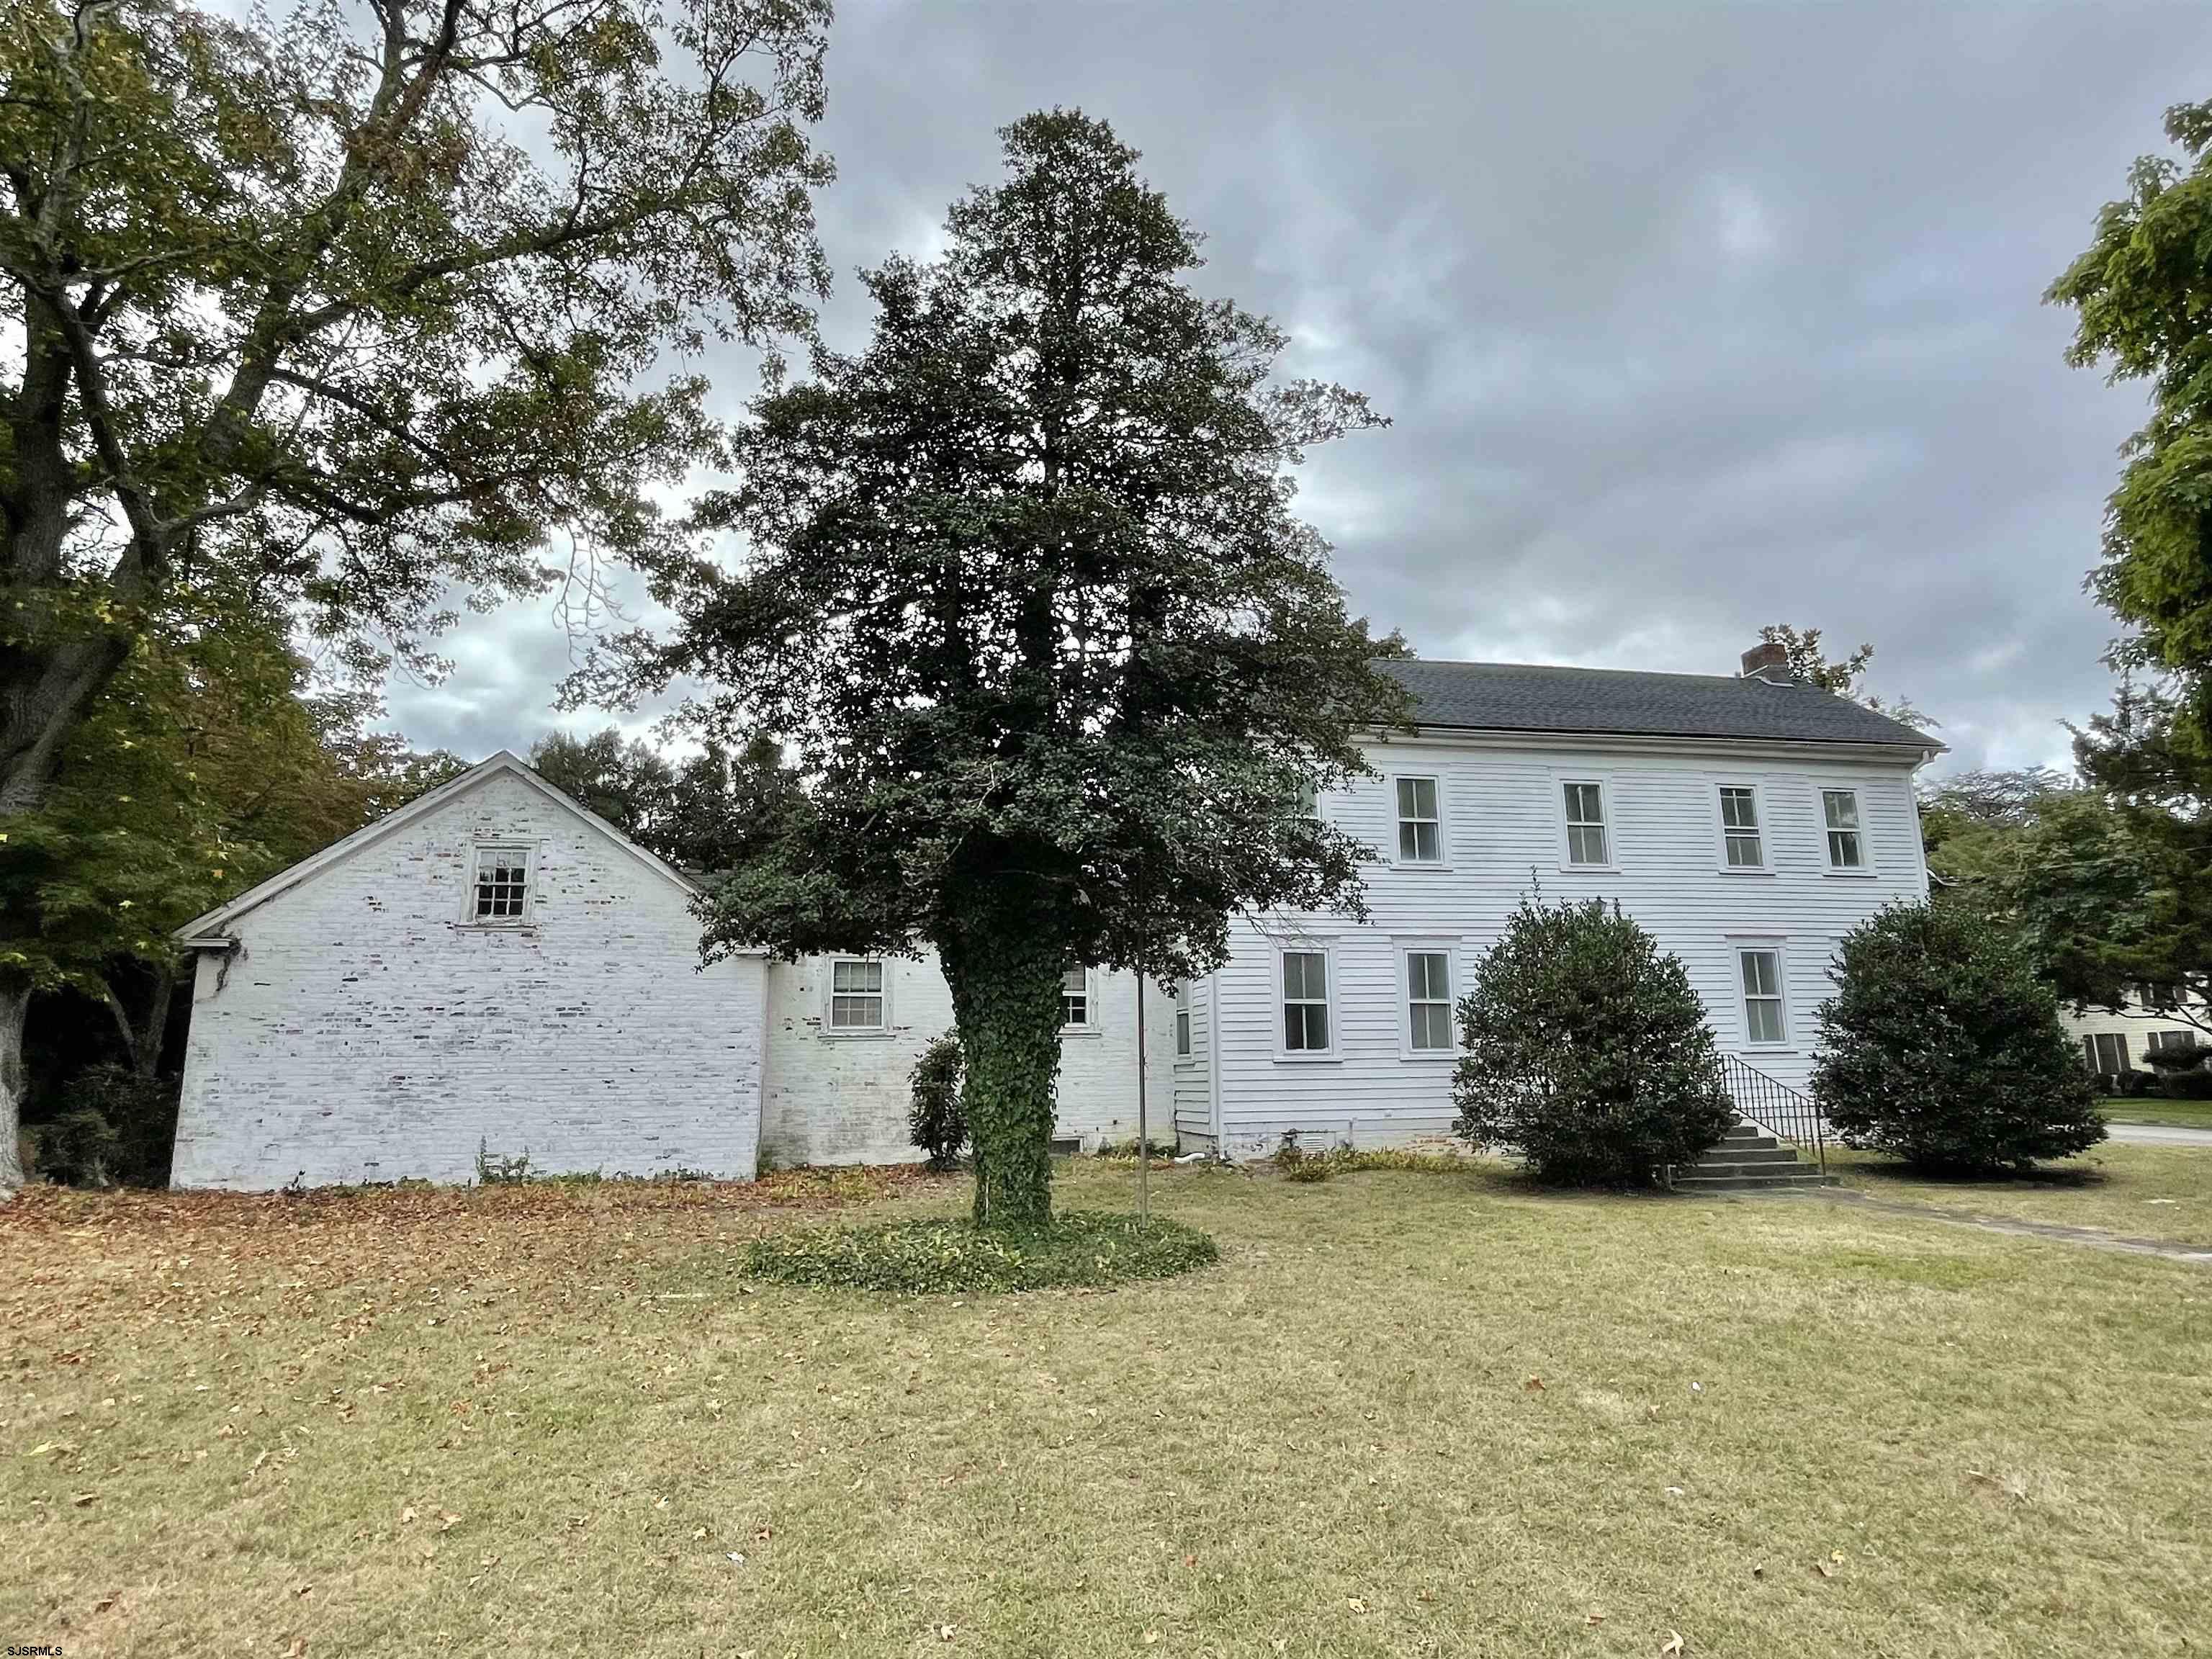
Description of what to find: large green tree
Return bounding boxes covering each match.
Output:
[2049,98,2212,760]
[0,0,836,1182]
[593,112,1406,1226]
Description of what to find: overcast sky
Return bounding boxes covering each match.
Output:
[388,0,2212,777]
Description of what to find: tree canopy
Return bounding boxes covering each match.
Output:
[2049,98,2212,761]
[0,0,835,1182]
[597,110,1406,1223]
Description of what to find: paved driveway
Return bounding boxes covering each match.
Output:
[2103,1121,2212,1148]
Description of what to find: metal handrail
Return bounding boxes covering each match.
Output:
[1719,1053,1827,1177]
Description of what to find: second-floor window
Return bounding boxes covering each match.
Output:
[1822,789,1864,870]
[470,847,531,924]
[1719,786,1763,868]
[1395,776,1442,863]
[1563,781,1609,866]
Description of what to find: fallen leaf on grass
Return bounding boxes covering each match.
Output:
[1660,1634,1683,1657]
[1585,1612,1605,1627]
[1346,1597,1367,1613]
[1814,1561,1835,1580]
[938,1624,956,1641]
[726,1552,746,1565]
[292,1583,314,1598]
[284,1639,307,1658]
[70,1491,96,1506]
[400,1505,417,1524]
[1522,1376,1545,1393]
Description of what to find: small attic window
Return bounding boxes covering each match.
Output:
[469,845,532,925]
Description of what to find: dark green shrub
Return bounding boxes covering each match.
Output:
[2156,1067,2212,1100]
[30,1064,177,1187]
[1813,902,2105,1172]
[907,1031,968,1171]
[2141,1035,2211,1073]
[1451,896,1735,1186]
[742,1210,1218,1293]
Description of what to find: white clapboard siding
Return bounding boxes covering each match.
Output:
[1208,738,1930,1156]
[1170,976,1218,1144]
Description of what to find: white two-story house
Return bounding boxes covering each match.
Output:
[167,641,1936,1189]
[1166,645,1939,1156]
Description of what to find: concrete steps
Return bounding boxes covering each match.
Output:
[1669,1120,1835,1192]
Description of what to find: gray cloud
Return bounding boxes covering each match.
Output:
[389,0,2212,774]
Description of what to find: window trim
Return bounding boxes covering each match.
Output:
[1274,942,1339,1062]
[460,842,536,928]
[822,955,890,1037]
[1712,780,1771,876]
[1730,938,1791,1052]
[1556,774,1618,872]
[1059,965,1098,1035]
[1817,785,1875,877]
[1389,772,1448,868]
[1396,940,1460,1061]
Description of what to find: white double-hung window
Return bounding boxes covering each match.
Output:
[1405,950,1455,1053]
[1395,776,1442,863]
[1737,947,1786,1046]
[1280,950,1332,1053]
[1718,786,1764,869]
[827,958,886,1031]
[468,846,532,925]
[1060,966,1092,1030]
[1563,781,1609,867]
[1822,788,1865,871]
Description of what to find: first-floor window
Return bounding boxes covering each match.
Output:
[829,958,885,1030]
[472,846,530,922]
[1175,1001,1192,1058]
[2146,1028,2193,1057]
[1737,947,1786,1045]
[1281,950,1331,1052]
[1061,966,1091,1028]
[2085,1032,2131,1074]
[1406,950,1454,1051]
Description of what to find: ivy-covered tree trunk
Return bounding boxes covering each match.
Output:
[0,981,27,1189]
[939,918,1066,1229]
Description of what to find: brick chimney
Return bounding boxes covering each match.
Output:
[1740,639,1790,681]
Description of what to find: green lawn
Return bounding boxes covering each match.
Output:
[2099,1096,2212,1130]
[3,1156,2208,1658]
[1829,1141,2212,1249]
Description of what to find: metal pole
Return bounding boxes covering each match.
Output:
[1136,972,1151,1219]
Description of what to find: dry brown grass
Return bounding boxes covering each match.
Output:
[1830,1141,2212,1248]
[2,1156,2207,1657]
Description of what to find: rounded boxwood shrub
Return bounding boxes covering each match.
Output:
[1812,902,2105,1172]
[1451,895,1735,1185]
[907,1031,968,1171]
[742,1210,1218,1293]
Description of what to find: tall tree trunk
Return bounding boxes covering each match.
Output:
[939,919,1067,1229]
[0,981,27,1190]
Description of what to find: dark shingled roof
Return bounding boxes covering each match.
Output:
[1377,659,1941,750]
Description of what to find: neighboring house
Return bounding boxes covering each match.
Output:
[1169,646,1940,1156]
[171,752,1174,1190]
[2062,986,2206,1081]
[171,640,1939,1189]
